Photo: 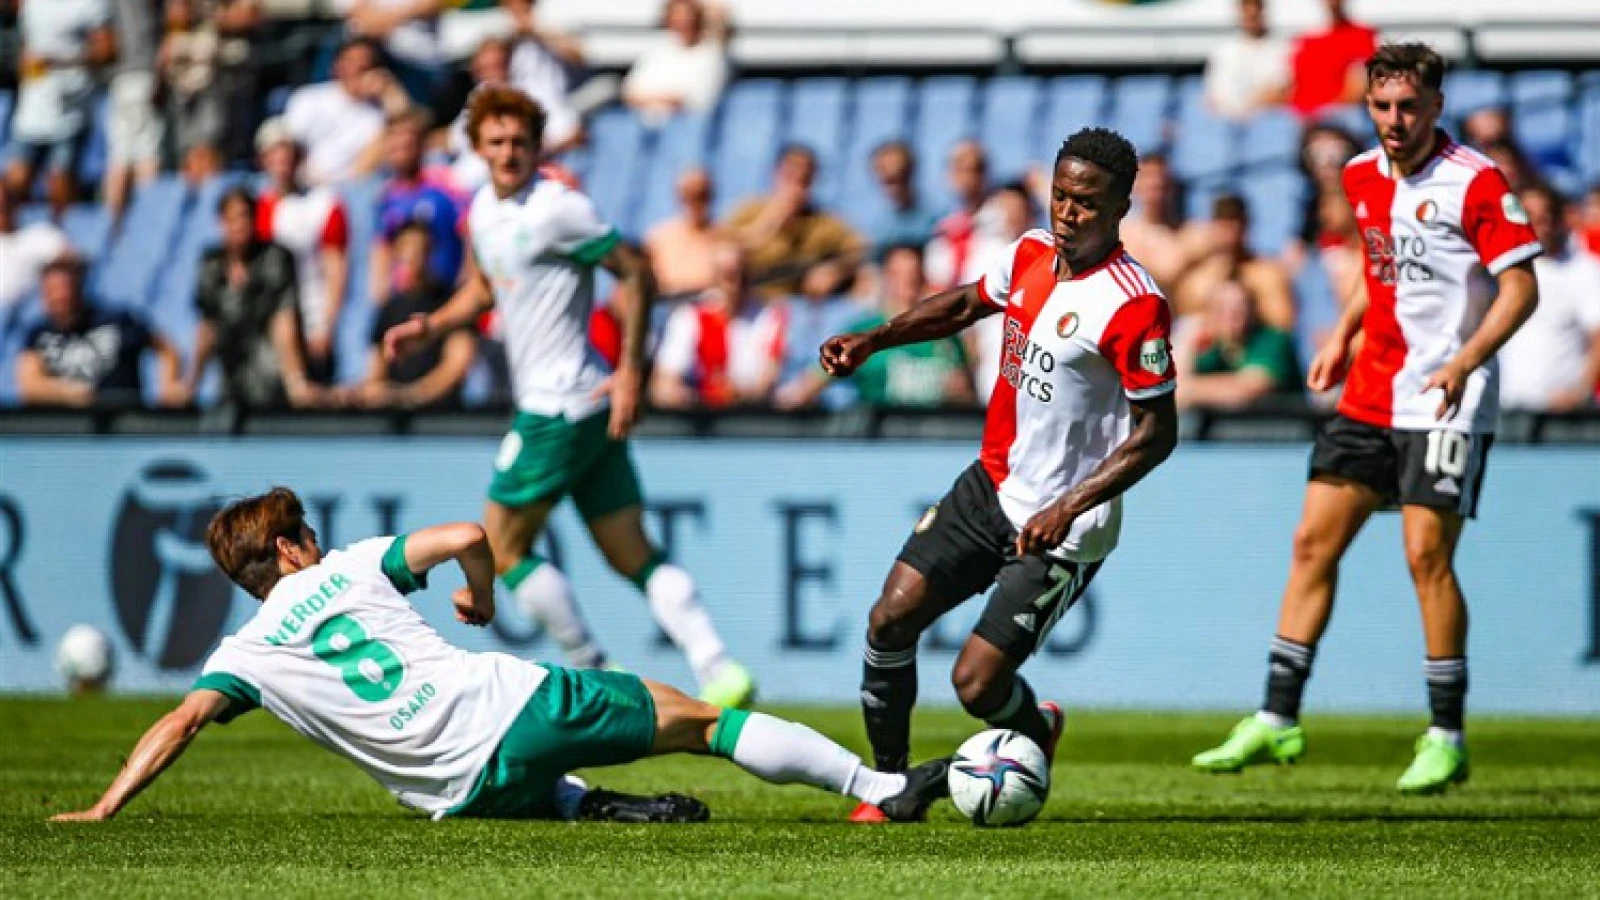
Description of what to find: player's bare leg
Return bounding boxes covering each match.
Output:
[951,633,1062,760]
[587,506,754,707]
[640,678,944,820]
[1194,476,1379,772]
[1397,504,1471,793]
[485,499,609,669]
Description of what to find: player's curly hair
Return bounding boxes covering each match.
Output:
[1367,43,1446,93]
[1055,128,1139,200]
[465,84,547,148]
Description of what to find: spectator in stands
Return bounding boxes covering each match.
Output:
[1176,193,1295,331]
[623,0,730,123]
[645,165,719,297]
[866,140,939,255]
[157,0,262,178]
[649,241,785,410]
[1287,123,1361,293]
[1482,140,1536,194]
[1176,279,1302,411]
[849,244,973,408]
[255,118,350,387]
[1462,107,1511,151]
[284,37,412,187]
[923,140,990,290]
[956,183,1036,402]
[1299,123,1360,198]
[773,259,864,410]
[1582,185,1600,257]
[1286,0,1377,120]
[372,110,464,302]
[105,0,164,231]
[187,187,323,409]
[1204,0,1290,121]
[0,182,70,313]
[17,256,183,408]
[337,0,448,103]
[434,37,513,197]
[723,144,865,296]
[504,0,586,156]
[1118,153,1201,294]
[5,0,116,221]
[1499,184,1600,412]
[357,222,475,409]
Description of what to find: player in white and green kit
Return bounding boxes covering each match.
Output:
[50,489,950,824]
[383,85,754,708]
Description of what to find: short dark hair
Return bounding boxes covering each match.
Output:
[873,139,914,170]
[1366,43,1446,94]
[1519,180,1566,218]
[217,185,256,217]
[1212,193,1249,222]
[1056,127,1139,199]
[776,142,817,170]
[41,254,88,284]
[338,36,383,62]
[206,487,311,599]
[394,220,433,246]
[880,242,925,265]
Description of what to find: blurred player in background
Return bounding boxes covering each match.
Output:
[1194,44,1542,793]
[50,489,945,824]
[383,86,755,709]
[821,128,1180,822]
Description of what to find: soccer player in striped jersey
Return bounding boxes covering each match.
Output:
[820,128,1180,822]
[1193,44,1541,793]
[382,86,754,709]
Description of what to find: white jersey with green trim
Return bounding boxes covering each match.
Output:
[194,536,546,816]
[469,176,621,419]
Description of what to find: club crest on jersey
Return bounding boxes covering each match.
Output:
[1415,199,1439,223]
[1502,192,1530,225]
[1139,338,1170,376]
[1056,312,1079,339]
[915,505,938,534]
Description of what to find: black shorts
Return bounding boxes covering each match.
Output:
[1309,415,1493,518]
[897,462,1101,661]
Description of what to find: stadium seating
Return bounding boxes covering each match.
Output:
[980,76,1043,186]
[836,76,914,233]
[912,76,979,211]
[785,78,849,209]
[710,79,786,222]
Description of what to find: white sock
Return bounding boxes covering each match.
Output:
[643,563,728,686]
[513,561,607,668]
[1255,710,1296,729]
[1427,726,1465,747]
[724,712,906,805]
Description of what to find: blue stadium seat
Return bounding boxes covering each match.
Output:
[59,204,111,263]
[1443,70,1506,122]
[1239,167,1306,257]
[75,94,111,190]
[1107,75,1172,155]
[1036,76,1106,171]
[786,79,848,209]
[1314,105,1369,142]
[1238,109,1302,171]
[980,77,1042,185]
[0,294,43,408]
[635,113,713,237]
[1171,75,1237,181]
[1292,252,1340,367]
[585,109,647,238]
[0,90,13,154]
[1579,77,1600,186]
[148,175,247,364]
[913,76,978,211]
[1183,174,1237,225]
[91,176,187,307]
[836,77,913,234]
[710,79,785,221]
[336,176,385,385]
[1510,70,1574,168]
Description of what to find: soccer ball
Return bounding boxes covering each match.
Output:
[948,729,1050,827]
[56,624,114,692]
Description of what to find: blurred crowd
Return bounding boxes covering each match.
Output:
[3,0,1598,415]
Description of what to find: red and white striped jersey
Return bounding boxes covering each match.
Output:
[975,230,1176,563]
[258,187,349,338]
[1340,134,1542,433]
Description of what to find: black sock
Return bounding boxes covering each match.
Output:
[861,643,918,772]
[1262,635,1315,721]
[1424,657,1468,732]
[979,677,1051,751]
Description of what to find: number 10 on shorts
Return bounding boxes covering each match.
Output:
[1424,430,1470,478]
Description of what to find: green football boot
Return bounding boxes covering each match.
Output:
[1192,715,1306,773]
[1396,733,1469,794]
[698,661,757,710]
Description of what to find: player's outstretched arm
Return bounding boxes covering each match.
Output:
[1016,390,1180,556]
[383,261,494,364]
[1422,261,1539,420]
[596,241,656,438]
[820,281,995,377]
[50,690,230,822]
[401,523,497,626]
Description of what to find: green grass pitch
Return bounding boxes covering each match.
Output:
[4,698,1600,898]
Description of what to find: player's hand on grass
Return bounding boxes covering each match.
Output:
[452,587,494,627]
[1422,360,1468,421]
[1305,339,1349,392]
[819,332,875,378]
[49,806,110,823]
[592,366,643,439]
[1015,502,1077,557]
[382,314,431,363]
